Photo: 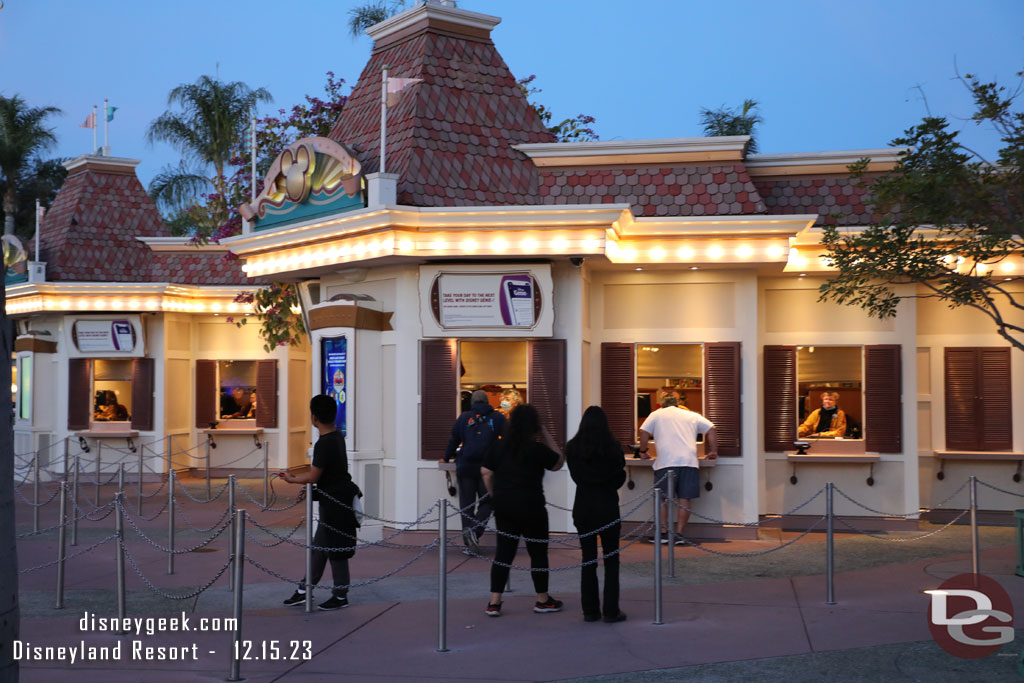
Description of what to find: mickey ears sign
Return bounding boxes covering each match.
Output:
[240,137,365,231]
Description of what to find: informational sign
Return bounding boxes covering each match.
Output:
[73,320,136,352]
[438,273,535,329]
[321,336,348,436]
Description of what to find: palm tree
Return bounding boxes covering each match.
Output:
[146,75,271,230]
[699,99,763,154]
[0,95,61,235]
[348,1,461,37]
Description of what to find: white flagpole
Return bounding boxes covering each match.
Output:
[92,105,98,153]
[34,200,41,260]
[250,114,256,203]
[380,64,389,175]
[103,98,109,152]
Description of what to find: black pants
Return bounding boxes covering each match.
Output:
[576,519,621,618]
[457,473,492,539]
[303,523,352,598]
[490,501,549,594]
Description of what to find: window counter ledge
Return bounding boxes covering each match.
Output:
[202,428,264,436]
[75,430,140,439]
[934,451,1024,461]
[785,454,880,464]
[625,457,717,468]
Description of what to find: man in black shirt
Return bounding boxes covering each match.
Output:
[281,395,361,611]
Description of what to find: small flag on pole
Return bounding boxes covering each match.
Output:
[80,112,96,129]
[386,77,423,106]
[105,105,118,122]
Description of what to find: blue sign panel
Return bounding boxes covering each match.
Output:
[321,336,347,436]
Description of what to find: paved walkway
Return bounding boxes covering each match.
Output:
[11,476,1024,681]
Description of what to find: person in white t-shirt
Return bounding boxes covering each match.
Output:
[638,390,717,545]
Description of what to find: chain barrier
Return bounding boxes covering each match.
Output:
[119,500,231,554]
[71,497,117,522]
[126,476,169,500]
[129,499,170,522]
[245,538,441,592]
[674,486,827,527]
[684,516,828,558]
[14,439,64,460]
[315,488,439,527]
[977,478,1024,498]
[121,540,234,601]
[176,500,232,534]
[234,481,300,512]
[14,482,63,507]
[317,517,442,551]
[245,518,306,548]
[833,480,969,518]
[835,509,970,542]
[174,478,231,505]
[18,534,118,575]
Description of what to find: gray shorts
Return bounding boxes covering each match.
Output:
[654,466,700,500]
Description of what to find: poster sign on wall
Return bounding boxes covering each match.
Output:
[321,336,348,436]
[73,320,137,352]
[437,272,536,329]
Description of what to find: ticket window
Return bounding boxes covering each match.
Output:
[796,346,863,439]
[93,359,133,424]
[458,340,528,417]
[636,343,704,438]
[217,360,258,422]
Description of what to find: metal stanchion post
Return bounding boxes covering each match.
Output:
[168,470,176,575]
[33,451,40,533]
[117,463,125,499]
[138,443,145,515]
[165,435,172,481]
[229,476,237,591]
[438,498,448,652]
[667,469,676,578]
[305,483,313,613]
[970,475,979,577]
[115,492,126,627]
[56,482,68,609]
[262,440,269,508]
[228,509,246,682]
[71,456,80,547]
[95,441,102,505]
[653,488,663,625]
[826,482,836,605]
[206,437,212,499]
[63,437,69,480]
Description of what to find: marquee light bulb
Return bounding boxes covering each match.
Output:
[707,246,724,259]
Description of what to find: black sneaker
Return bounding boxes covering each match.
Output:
[675,537,701,546]
[283,590,306,606]
[318,596,349,611]
[583,613,602,622]
[603,611,627,623]
[534,597,563,613]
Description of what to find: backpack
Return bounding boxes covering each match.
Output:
[460,412,497,462]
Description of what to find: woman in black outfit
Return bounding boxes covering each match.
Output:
[565,406,627,623]
[481,404,565,617]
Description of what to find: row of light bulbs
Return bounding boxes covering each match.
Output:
[5,297,253,315]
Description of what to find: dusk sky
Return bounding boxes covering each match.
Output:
[2,0,1022,189]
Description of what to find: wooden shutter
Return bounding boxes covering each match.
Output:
[255,360,278,428]
[944,348,978,450]
[601,343,635,451]
[421,339,457,460]
[68,358,91,430]
[705,342,741,457]
[130,358,155,431]
[865,345,901,453]
[979,348,1012,451]
[195,360,216,428]
[763,346,796,452]
[528,339,566,449]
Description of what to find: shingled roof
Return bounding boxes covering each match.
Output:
[328,3,554,207]
[38,155,252,285]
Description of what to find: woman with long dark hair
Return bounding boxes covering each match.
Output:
[480,404,564,617]
[565,406,627,622]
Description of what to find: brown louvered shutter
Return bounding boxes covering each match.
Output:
[865,345,902,453]
[195,360,217,428]
[705,342,741,457]
[421,339,457,460]
[944,348,978,450]
[979,348,1012,451]
[601,343,635,451]
[255,360,278,428]
[68,358,91,430]
[529,339,566,449]
[763,346,796,452]
[130,358,155,431]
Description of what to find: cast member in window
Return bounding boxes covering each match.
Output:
[220,388,241,418]
[94,390,128,421]
[222,387,253,419]
[499,388,522,418]
[798,391,847,438]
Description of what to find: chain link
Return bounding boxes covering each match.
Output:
[14,482,63,507]
[18,534,118,575]
[976,478,1024,499]
[126,476,169,500]
[834,510,970,541]
[316,488,441,527]
[121,540,234,600]
[833,484,940,518]
[245,518,306,548]
[174,478,231,504]
[176,500,232,533]
[234,481,301,512]
[131,499,170,522]
[684,517,828,558]
[673,486,826,526]
[71,497,117,522]
[119,500,231,554]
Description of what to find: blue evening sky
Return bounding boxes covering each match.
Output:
[2,0,1022,188]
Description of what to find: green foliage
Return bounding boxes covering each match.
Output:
[348,1,395,36]
[517,76,598,142]
[0,94,62,236]
[819,69,1024,351]
[232,283,306,353]
[699,99,762,153]
[0,156,67,243]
